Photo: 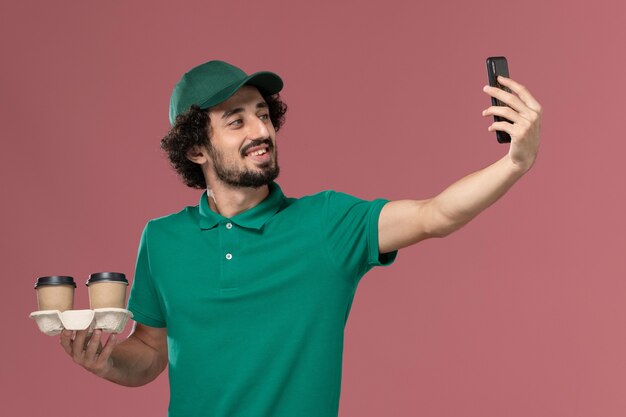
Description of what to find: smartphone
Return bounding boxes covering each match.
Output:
[486,56,511,143]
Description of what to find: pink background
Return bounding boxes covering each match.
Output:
[2,0,625,416]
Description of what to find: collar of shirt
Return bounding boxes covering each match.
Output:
[198,182,285,230]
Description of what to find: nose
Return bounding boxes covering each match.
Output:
[248,116,271,139]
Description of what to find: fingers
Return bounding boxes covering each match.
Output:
[482,76,542,170]
[84,330,103,358]
[487,118,535,139]
[482,76,543,130]
[71,329,88,359]
[482,105,522,124]
[488,121,516,136]
[496,75,542,113]
[60,329,73,356]
[95,334,117,368]
[483,84,528,115]
[59,329,116,377]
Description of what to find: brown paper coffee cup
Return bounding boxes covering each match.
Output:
[86,272,128,309]
[34,276,76,311]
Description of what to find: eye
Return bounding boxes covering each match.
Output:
[228,119,243,127]
[259,113,270,121]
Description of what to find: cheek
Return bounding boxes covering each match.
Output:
[211,132,244,155]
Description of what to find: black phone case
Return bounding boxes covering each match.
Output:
[486,57,511,143]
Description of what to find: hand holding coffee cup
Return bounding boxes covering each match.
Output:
[60,328,117,378]
[59,272,127,378]
[32,272,132,337]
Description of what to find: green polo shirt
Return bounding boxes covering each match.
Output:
[127,182,397,417]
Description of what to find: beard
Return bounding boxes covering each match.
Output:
[207,138,280,188]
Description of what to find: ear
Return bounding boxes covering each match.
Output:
[186,145,210,165]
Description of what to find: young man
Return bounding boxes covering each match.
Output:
[60,60,542,417]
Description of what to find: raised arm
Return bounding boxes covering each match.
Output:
[378,76,542,253]
[60,322,168,387]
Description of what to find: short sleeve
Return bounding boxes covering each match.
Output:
[322,191,398,280]
[127,222,167,328]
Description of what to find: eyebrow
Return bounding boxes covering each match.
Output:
[221,101,268,120]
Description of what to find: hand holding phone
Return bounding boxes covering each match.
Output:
[486,56,512,143]
[482,59,543,173]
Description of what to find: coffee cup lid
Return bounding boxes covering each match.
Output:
[86,272,128,286]
[34,276,76,289]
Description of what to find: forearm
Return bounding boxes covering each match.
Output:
[430,155,527,236]
[379,77,541,251]
[102,334,167,387]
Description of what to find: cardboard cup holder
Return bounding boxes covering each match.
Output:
[30,308,133,336]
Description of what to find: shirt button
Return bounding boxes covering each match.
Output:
[225,253,233,260]
[226,223,233,229]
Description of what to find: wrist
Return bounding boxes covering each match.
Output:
[506,154,534,177]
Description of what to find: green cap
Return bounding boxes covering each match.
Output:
[169,60,283,126]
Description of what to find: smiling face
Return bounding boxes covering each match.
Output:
[203,85,279,188]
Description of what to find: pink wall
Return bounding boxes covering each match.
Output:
[2,0,625,416]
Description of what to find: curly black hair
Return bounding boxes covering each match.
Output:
[161,94,287,189]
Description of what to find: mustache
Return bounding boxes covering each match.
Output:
[240,138,274,157]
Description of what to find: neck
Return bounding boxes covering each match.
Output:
[206,180,270,218]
